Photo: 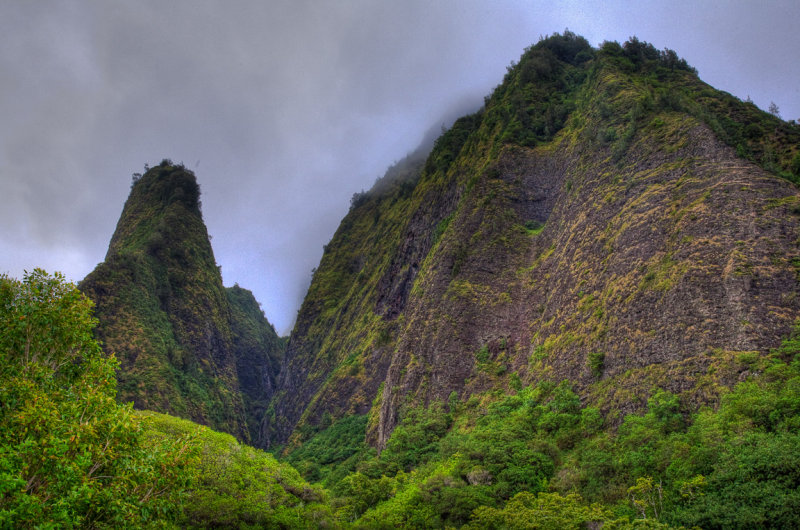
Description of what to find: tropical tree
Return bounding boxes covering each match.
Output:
[0,270,196,527]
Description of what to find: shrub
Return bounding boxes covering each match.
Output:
[588,352,605,378]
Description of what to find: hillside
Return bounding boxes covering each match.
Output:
[268,33,800,450]
[8,267,800,527]
[6,32,800,528]
[0,269,331,528]
[80,160,284,443]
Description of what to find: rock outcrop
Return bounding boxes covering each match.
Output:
[81,161,283,444]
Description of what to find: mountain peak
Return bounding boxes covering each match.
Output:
[81,160,283,444]
[266,34,800,449]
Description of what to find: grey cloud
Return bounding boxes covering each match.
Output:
[1,1,798,335]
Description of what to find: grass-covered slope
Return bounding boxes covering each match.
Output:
[269,32,800,449]
[80,160,283,443]
[140,411,336,529]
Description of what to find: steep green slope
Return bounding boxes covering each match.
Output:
[269,32,800,450]
[227,283,286,445]
[80,160,283,443]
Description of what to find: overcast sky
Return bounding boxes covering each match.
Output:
[2,1,799,335]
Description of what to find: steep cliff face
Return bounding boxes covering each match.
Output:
[81,161,283,443]
[269,34,800,448]
[227,284,285,445]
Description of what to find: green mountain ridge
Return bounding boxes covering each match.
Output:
[80,160,284,443]
[78,34,800,454]
[267,33,800,450]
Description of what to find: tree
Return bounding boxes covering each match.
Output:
[467,491,613,529]
[768,101,781,118]
[0,270,196,527]
[628,476,664,520]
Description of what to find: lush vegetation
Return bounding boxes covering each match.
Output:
[484,31,594,149]
[6,273,800,527]
[7,33,800,528]
[592,38,800,181]
[286,414,373,487]
[142,411,335,529]
[283,325,800,528]
[0,271,329,529]
[0,270,196,527]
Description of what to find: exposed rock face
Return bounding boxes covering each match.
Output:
[227,284,285,445]
[266,34,800,449]
[377,124,800,446]
[81,161,283,444]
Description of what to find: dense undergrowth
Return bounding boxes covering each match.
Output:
[287,326,800,528]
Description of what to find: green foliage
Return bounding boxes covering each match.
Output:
[347,384,587,527]
[350,190,369,210]
[378,402,453,473]
[671,431,800,528]
[287,415,371,486]
[139,412,335,529]
[0,270,196,527]
[791,151,800,179]
[536,30,594,66]
[336,472,397,521]
[627,476,664,520]
[433,213,454,243]
[326,327,800,528]
[588,37,800,180]
[566,342,800,528]
[425,112,483,176]
[475,344,490,363]
[467,491,613,529]
[524,220,545,235]
[485,32,592,148]
[588,351,605,378]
